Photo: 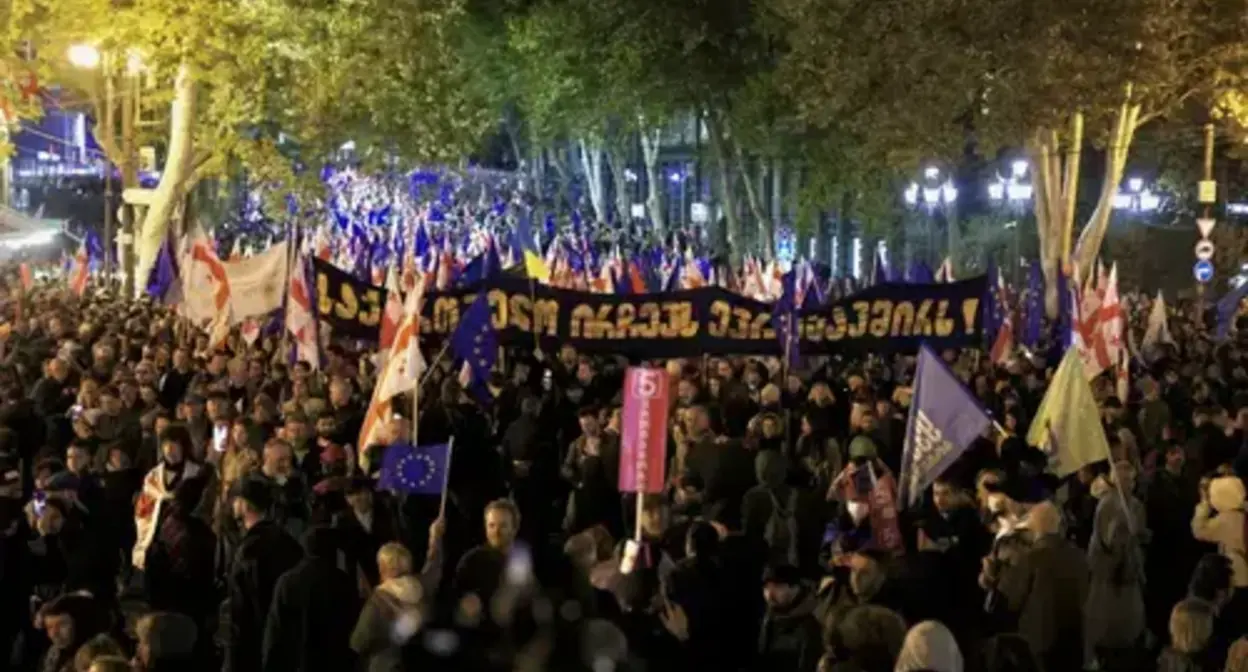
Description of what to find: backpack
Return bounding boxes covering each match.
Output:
[764,488,801,566]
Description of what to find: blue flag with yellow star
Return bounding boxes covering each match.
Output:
[379,442,450,495]
[451,291,498,403]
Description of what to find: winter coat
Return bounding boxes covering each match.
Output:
[350,576,425,672]
[1084,487,1148,656]
[995,533,1089,667]
[261,556,360,672]
[756,587,822,672]
[224,520,302,672]
[1191,476,1248,588]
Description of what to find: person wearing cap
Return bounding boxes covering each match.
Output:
[757,563,821,671]
[225,475,302,672]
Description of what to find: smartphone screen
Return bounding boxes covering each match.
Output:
[213,424,229,452]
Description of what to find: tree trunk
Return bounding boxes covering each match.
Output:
[1073,95,1140,277]
[1028,113,1083,318]
[548,145,570,210]
[732,139,768,258]
[836,191,854,278]
[639,123,665,234]
[705,110,743,263]
[577,137,607,223]
[135,63,197,292]
[607,145,632,225]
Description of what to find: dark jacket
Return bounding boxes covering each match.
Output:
[995,533,1089,667]
[756,586,822,672]
[261,555,360,672]
[144,503,218,624]
[225,519,302,672]
[331,506,399,590]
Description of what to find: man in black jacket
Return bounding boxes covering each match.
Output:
[225,476,302,672]
[262,527,360,672]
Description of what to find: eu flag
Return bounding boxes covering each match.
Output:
[145,233,181,304]
[379,442,450,495]
[451,291,498,398]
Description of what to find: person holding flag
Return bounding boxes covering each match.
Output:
[1026,348,1147,669]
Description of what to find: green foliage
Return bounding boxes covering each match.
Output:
[6,0,492,196]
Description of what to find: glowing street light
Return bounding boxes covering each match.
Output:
[1114,177,1161,212]
[68,44,102,70]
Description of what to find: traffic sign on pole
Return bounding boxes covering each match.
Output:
[1194,259,1214,283]
[1197,218,1217,239]
[1195,240,1216,260]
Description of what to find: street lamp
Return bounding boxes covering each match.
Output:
[68,43,145,293]
[67,44,102,70]
[904,170,958,269]
[1113,177,1161,212]
[988,160,1032,283]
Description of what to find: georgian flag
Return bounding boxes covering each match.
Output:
[67,243,90,297]
[286,253,320,370]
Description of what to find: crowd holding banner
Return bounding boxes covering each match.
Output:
[16,170,1248,672]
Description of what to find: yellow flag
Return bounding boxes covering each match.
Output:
[1026,349,1111,477]
[523,250,550,284]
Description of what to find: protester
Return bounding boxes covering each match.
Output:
[3,254,1248,672]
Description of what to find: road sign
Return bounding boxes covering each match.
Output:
[1199,180,1217,204]
[1194,259,1214,283]
[1195,240,1216,260]
[1197,217,1217,238]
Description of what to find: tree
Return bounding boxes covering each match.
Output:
[7,0,493,291]
[769,0,1246,313]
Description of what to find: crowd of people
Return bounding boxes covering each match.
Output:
[1,268,1247,672]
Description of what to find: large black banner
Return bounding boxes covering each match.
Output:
[312,259,388,342]
[420,275,986,358]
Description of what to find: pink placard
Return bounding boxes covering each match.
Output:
[618,367,669,493]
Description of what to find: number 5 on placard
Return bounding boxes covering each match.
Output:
[631,369,659,399]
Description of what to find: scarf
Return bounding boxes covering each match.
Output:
[132,460,202,569]
[836,462,905,555]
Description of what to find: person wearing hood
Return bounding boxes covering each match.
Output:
[742,450,804,567]
[756,563,821,672]
[1084,461,1149,669]
[351,521,445,672]
[261,526,360,672]
[1192,473,1248,629]
[894,620,964,672]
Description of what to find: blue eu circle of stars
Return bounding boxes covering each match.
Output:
[396,451,438,490]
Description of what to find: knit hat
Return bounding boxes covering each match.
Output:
[848,435,878,461]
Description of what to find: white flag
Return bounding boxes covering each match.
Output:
[1141,290,1174,351]
[182,239,289,324]
[223,242,289,321]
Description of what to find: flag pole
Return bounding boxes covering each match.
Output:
[439,437,454,519]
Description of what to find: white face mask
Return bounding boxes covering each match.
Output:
[847,501,870,524]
